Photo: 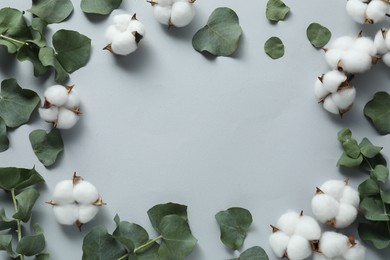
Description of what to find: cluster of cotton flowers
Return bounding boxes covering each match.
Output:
[346,0,389,24]
[47,173,105,230]
[148,0,196,27]
[38,84,80,129]
[311,179,360,228]
[374,28,390,66]
[104,13,145,56]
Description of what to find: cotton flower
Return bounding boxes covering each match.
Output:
[148,0,196,27]
[346,0,389,24]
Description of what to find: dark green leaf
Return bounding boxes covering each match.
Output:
[113,214,149,250]
[230,246,269,260]
[364,92,390,135]
[192,7,242,57]
[17,44,48,77]
[29,129,64,167]
[31,17,47,34]
[147,202,188,233]
[336,152,363,168]
[381,190,390,204]
[359,222,390,249]
[81,0,123,15]
[158,215,197,260]
[0,167,44,191]
[39,47,69,82]
[0,79,40,128]
[306,23,331,48]
[13,188,40,222]
[0,8,31,53]
[82,225,127,260]
[360,197,390,221]
[0,234,18,258]
[29,0,74,24]
[359,138,383,158]
[342,138,361,159]
[362,153,387,171]
[337,128,352,143]
[128,242,159,260]
[359,179,380,197]
[16,224,45,256]
[0,117,9,152]
[264,37,284,59]
[371,165,389,184]
[215,207,252,250]
[266,0,290,22]
[36,253,50,260]
[0,208,17,231]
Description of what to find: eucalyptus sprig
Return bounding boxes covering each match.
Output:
[0,167,48,259]
[337,128,390,249]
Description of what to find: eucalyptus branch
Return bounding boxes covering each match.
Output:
[11,188,24,260]
[117,235,163,260]
[0,34,27,46]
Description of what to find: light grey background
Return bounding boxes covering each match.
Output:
[1,0,390,259]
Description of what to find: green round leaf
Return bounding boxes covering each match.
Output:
[264,37,284,59]
[364,91,390,135]
[266,0,290,22]
[0,117,9,152]
[12,188,40,222]
[0,234,18,258]
[0,79,40,128]
[28,0,74,24]
[192,7,242,57]
[233,246,269,260]
[113,215,149,250]
[372,165,389,183]
[16,224,45,256]
[359,138,383,159]
[336,152,363,168]
[0,167,45,191]
[358,178,380,197]
[81,0,123,15]
[147,202,188,233]
[306,23,331,48]
[0,208,17,231]
[359,222,390,249]
[29,129,64,167]
[360,197,390,221]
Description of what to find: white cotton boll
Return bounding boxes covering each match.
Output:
[331,87,356,110]
[105,25,121,44]
[320,180,346,200]
[52,180,74,204]
[319,231,349,257]
[342,242,366,260]
[312,253,333,260]
[334,203,358,228]
[314,78,329,100]
[330,36,355,50]
[64,90,80,110]
[111,32,138,55]
[170,1,195,27]
[322,70,347,93]
[56,107,79,129]
[127,20,146,36]
[384,30,390,50]
[340,185,360,207]
[78,204,99,224]
[113,13,132,28]
[53,204,78,225]
[269,231,289,258]
[39,106,59,122]
[73,180,99,204]
[366,0,388,23]
[311,193,340,223]
[44,84,69,106]
[276,211,300,236]
[382,52,390,67]
[374,29,389,54]
[294,215,322,240]
[153,5,172,25]
[340,50,372,73]
[323,96,340,114]
[346,0,368,24]
[286,235,312,260]
[157,0,173,7]
[325,49,343,69]
[353,37,377,56]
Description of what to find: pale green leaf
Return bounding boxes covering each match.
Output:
[29,129,64,167]
[381,190,390,204]
[342,138,361,159]
[359,179,380,197]
[0,117,9,152]
[81,0,123,15]
[113,214,149,250]
[29,0,74,24]
[371,165,389,184]
[359,138,383,158]
[0,8,31,53]
[128,243,159,260]
[0,234,18,258]
[364,92,390,135]
[306,23,331,48]
[336,152,363,167]
[31,17,47,34]
[359,222,390,249]
[17,44,48,77]
[230,246,269,260]
[0,167,44,191]
[264,37,284,59]
[0,208,17,231]
[16,224,45,256]
[192,7,242,57]
[147,202,188,233]
[13,188,40,222]
[36,253,50,260]
[266,0,290,22]
[360,197,390,221]
[39,46,69,82]
[337,128,352,143]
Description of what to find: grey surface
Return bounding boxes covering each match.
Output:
[1,0,390,259]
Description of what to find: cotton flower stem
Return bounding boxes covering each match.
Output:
[11,189,25,260]
[117,235,163,260]
[0,34,27,46]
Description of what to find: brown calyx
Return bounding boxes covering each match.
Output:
[103,44,113,53]
[132,31,143,44]
[72,172,83,185]
[93,196,106,206]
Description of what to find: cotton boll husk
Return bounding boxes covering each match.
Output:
[353,37,377,56]
[56,107,79,129]
[286,235,312,260]
[314,78,329,100]
[334,203,358,228]
[319,231,349,257]
[53,204,78,225]
[73,180,99,204]
[39,106,59,122]
[340,50,372,73]
[276,211,300,236]
[111,32,138,55]
[323,96,340,114]
[153,5,172,25]
[342,241,366,260]
[346,0,368,24]
[44,85,69,106]
[382,52,390,67]
[366,0,388,23]
[331,87,356,110]
[52,180,74,204]
[320,180,346,199]
[330,36,355,50]
[374,29,389,54]
[312,194,340,223]
[127,20,146,36]
[64,90,80,110]
[113,13,132,28]
[105,25,122,44]
[325,49,343,69]
[294,215,322,240]
[170,1,195,27]
[340,185,360,207]
[78,204,99,224]
[269,231,289,258]
[322,70,347,93]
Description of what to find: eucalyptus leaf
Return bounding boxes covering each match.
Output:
[0,234,18,258]
[342,138,361,159]
[358,179,380,197]
[158,215,197,260]
[29,129,64,167]
[381,190,390,204]
[16,223,45,256]
[266,0,290,22]
[39,47,69,82]
[0,208,17,231]
[215,207,253,250]
[371,165,389,183]
[81,0,123,15]
[359,138,383,158]
[31,17,47,34]
[82,225,127,260]
[230,246,269,260]
[364,92,390,135]
[306,23,331,48]
[360,197,390,221]
[359,222,390,249]
[128,243,159,260]
[336,152,363,168]
[147,202,188,233]
[36,253,50,260]
[192,7,242,57]
[0,79,40,128]
[362,153,387,171]
[264,37,284,59]
[337,128,352,142]
[17,44,48,77]
[29,0,74,24]
[113,214,149,250]
[13,188,40,222]
[0,8,31,53]
[0,117,9,152]
[0,167,44,191]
